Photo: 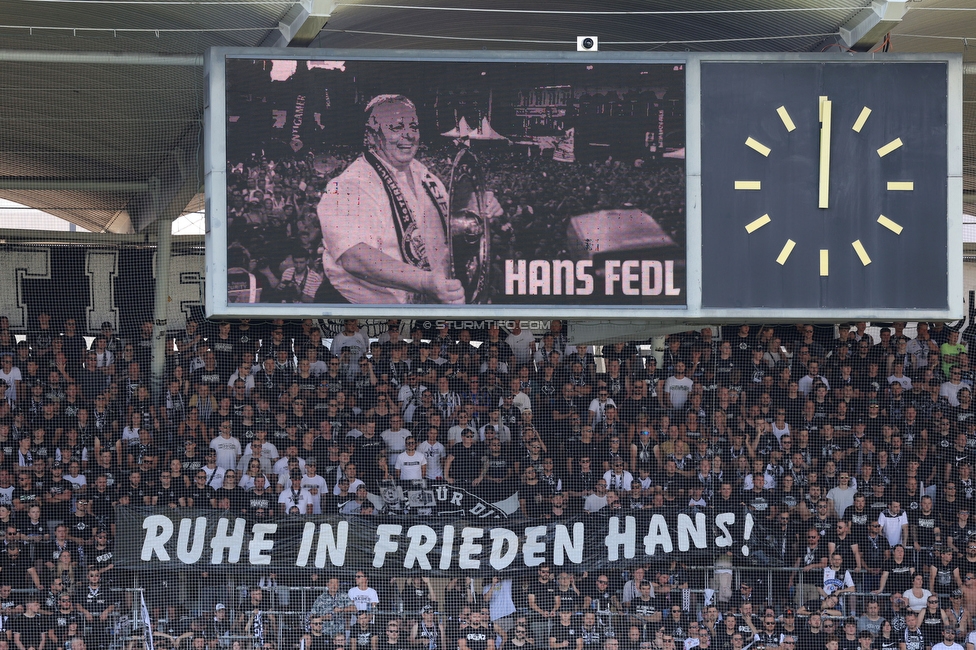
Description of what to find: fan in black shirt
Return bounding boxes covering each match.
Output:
[0,544,33,590]
[88,475,117,534]
[10,472,42,514]
[65,499,96,549]
[152,471,185,508]
[19,504,49,548]
[12,597,48,650]
[549,611,582,650]
[213,469,247,514]
[117,470,150,507]
[186,471,217,509]
[49,591,82,645]
[243,476,275,521]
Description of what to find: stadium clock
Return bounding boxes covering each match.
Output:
[699,61,950,310]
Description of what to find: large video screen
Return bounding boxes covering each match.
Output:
[208,53,686,317]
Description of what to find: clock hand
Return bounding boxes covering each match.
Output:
[819,96,832,209]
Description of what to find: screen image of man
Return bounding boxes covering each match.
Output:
[317,94,501,304]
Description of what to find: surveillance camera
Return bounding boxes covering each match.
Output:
[577,36,598,52]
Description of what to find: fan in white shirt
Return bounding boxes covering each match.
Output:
[416,429,447,480]
[603,460,634,492]
[394,438,427,482]
[300,463,329,514]
[278,474,313,514]
[588,390,617,426]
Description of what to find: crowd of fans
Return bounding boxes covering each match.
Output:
[1,313,976,650]
[225,145,685,305]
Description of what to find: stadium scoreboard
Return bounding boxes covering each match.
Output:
[204,50,962,321]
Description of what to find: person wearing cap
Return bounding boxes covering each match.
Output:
[206,602,233,645]
[943,589,970,642]
[96,320,119,356]
[316,95,502,303]
[410,603,446,650]
[278,471,312,515]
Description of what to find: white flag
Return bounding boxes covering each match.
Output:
[140,590,155,650]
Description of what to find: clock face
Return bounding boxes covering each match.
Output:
[700,62,949,310]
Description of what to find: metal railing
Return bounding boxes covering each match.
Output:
[53,563,935,650]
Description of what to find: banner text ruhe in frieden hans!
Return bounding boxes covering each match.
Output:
[121,508,758,574]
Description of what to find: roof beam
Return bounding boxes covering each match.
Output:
[126,123,202,233]
[0,179,148,192]
[0,50,201,66]
[838,0,908,51]
[263,0,337,48]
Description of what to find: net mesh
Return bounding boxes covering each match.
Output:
[0,238,972,649]
[2,49,976,650]
[0,59,204,233]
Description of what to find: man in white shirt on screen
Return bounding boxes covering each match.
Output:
[317,94,501,305]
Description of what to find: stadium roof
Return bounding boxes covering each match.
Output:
[0,0,973,233]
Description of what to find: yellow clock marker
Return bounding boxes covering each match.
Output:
[877,215,904,234]
[820,249,829,276]
[852,240,872,266]
[776,106,796,132]
[887,181,914,191]
[745,214,771,233]
[775,239,796,265]
[819,96,832,209]
[735,180,761,190]
[745,137,771,157]
[877,138,903,158]
[852,106,872,133]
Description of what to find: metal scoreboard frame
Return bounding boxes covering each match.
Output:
[204,48,962,320]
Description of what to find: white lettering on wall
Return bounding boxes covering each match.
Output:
[0,248,50,328]
[85,250,119,332]
[153,252,203,331]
